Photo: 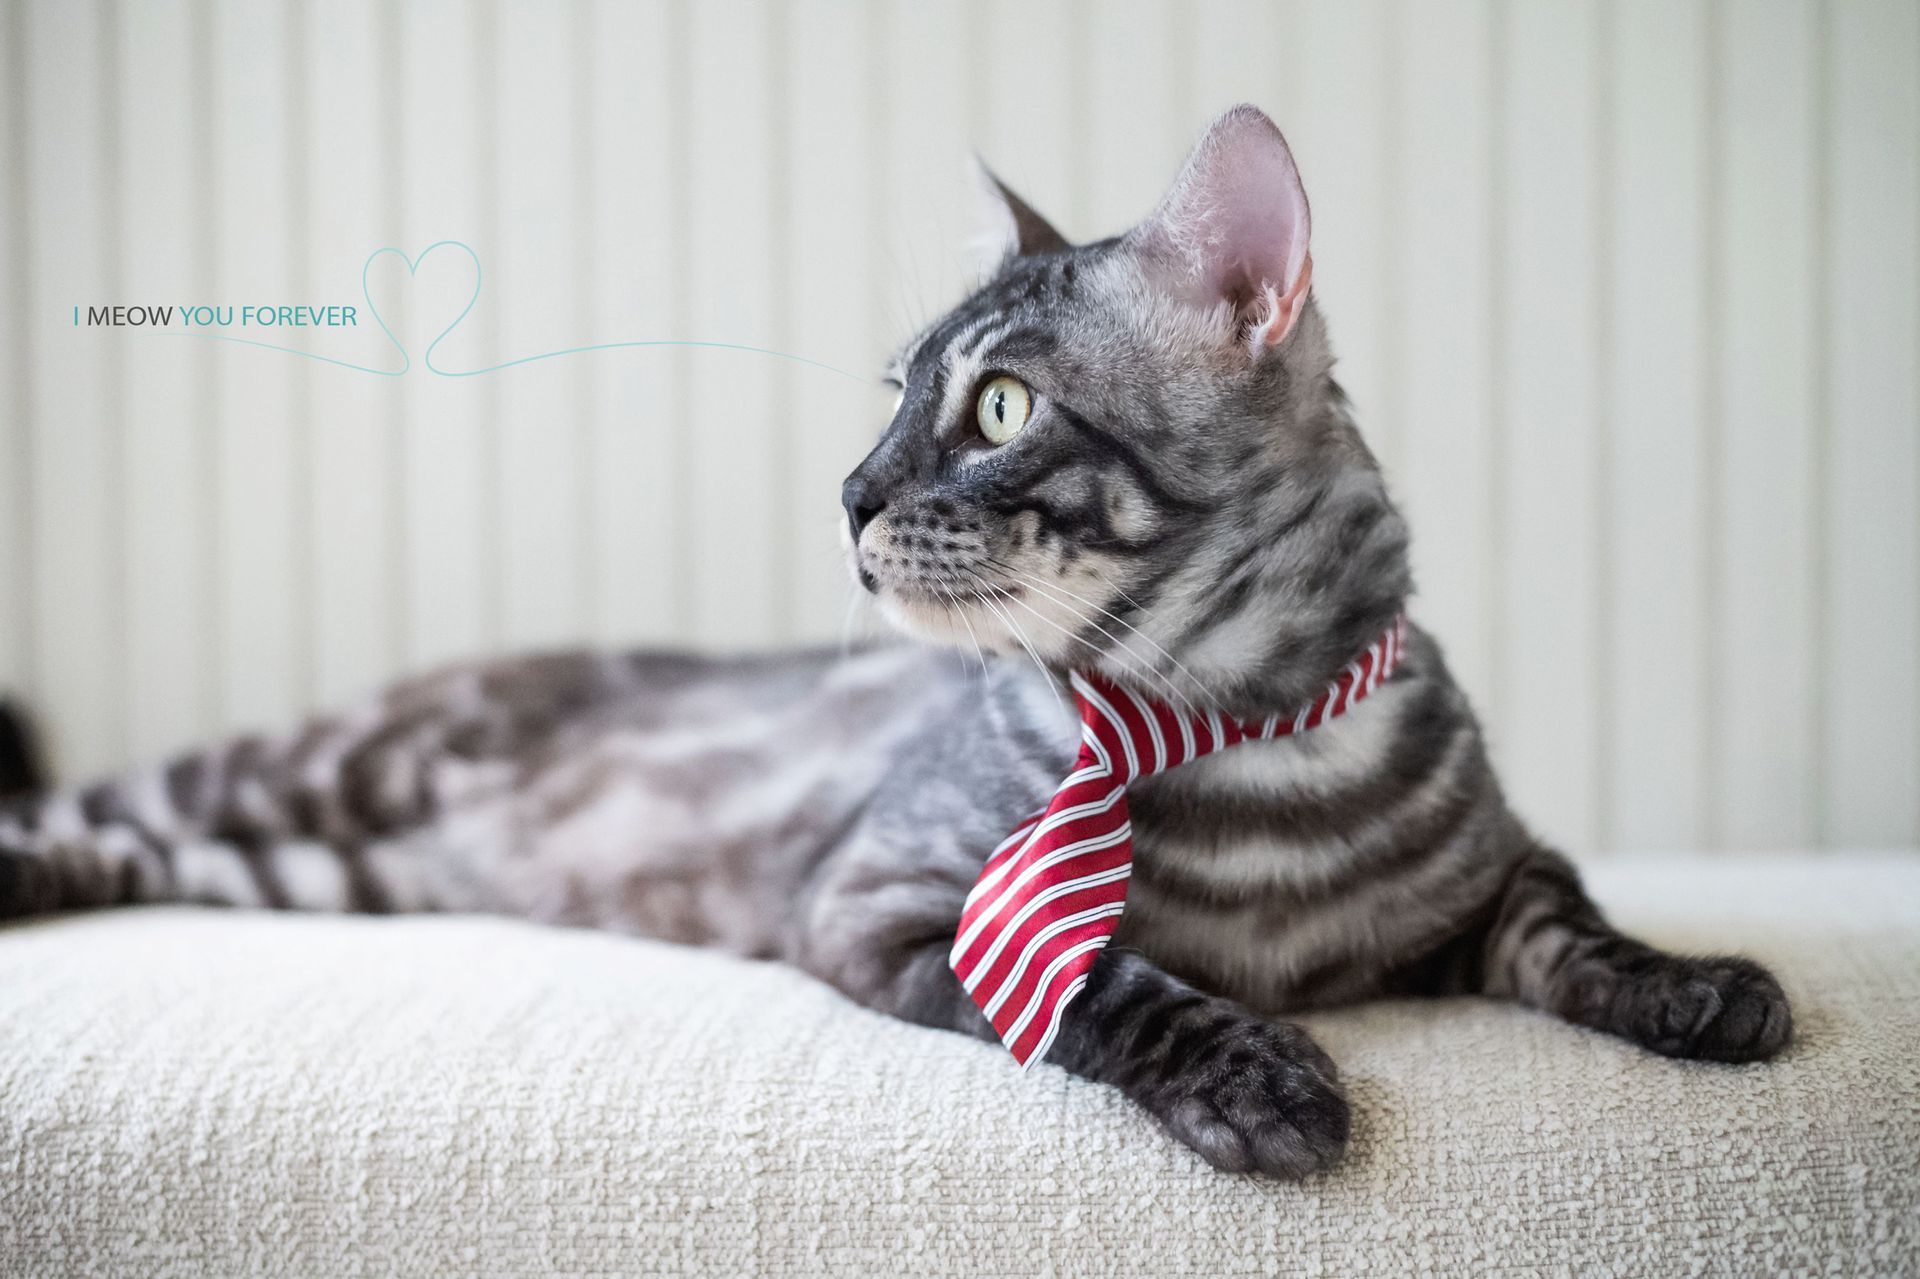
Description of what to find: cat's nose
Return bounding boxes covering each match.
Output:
[841,477,886,542]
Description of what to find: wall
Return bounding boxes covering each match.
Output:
[2,0,1916,855]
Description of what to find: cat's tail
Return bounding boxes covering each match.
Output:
[0,683,508,921]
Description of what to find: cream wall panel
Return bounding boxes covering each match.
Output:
[398,0,496,670]
[873,1,972,365]
[0,3,28,705]
[586,0,679,648]
[120,0,214,761]
[1605,0,1713,851]
[22,0,123,779]
[1086,0,1188,228]
[1822,0,1920,846]
[1715,0,1821,850]
[1390,0,1498,723]
[1496,0,1604,855]
[978,0,1079,237]
[494,0,591,650]
[685,0,782,646]
[303,0,402,705]
[1288,0,1392,480]
[210,0,304,738]
[784,0,883,645]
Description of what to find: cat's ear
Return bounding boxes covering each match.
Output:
[970,157,1071,262]
[1130,105,1313,354]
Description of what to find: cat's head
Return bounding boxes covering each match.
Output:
[843,105,1409,713]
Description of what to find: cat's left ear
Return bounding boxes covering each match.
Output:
[971,157,1070,262]
[1130,105,1313,355]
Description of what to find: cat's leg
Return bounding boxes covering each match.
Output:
[1475,847,1792,1062]
[1042,950,1350,1177]
[795,864,1348,1178]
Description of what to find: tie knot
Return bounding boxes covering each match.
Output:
[1068,672,1228,782]
[1067,614,1409,784]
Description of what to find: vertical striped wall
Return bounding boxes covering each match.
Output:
[2,0,1916,856]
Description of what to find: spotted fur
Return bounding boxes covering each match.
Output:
[0,107,1788,1177]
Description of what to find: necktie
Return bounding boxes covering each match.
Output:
[950,613,1408,1068]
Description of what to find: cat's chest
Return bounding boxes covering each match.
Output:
[1125,694,1399,871]
[1102,698,1424,1005]
[1125,749,1372,901]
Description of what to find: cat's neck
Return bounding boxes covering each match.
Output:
[1104,372,1413,719]
[1091,594,1410,724]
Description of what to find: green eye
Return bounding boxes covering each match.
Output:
[976,375,1032,445]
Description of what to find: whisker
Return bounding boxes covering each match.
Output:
[979,561,1209,714]
[1068,560,1208,672]
[1017,598,1195,716]
[996,575,1201,709]
[1008,559,1163,637]
[969,572,1200,719]
[937,583,992,680]
[1078,561,1154,616]
[840,585,866,658]
[982,556,1211,695]
[962,572,1067,717]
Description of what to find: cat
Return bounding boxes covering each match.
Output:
[0,106,1790,1177]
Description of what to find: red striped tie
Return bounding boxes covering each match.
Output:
[950,614,1409,1068]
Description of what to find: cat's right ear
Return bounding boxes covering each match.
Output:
[1129,105,1314,356]
[970,157,1070,263]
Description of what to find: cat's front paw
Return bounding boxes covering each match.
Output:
[1602,953,1793,1063]
[1146,1017,1349,1178]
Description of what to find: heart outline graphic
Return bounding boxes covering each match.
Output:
[362,239,484,377]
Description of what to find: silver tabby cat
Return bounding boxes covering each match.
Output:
[0,107,1789,1177]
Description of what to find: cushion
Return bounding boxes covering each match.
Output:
[2,853,1916,1276]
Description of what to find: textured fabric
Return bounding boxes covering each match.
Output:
[1,853,1915,1277]
[956,617,1406,1065]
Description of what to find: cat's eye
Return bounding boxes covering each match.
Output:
[976,376,1032,445]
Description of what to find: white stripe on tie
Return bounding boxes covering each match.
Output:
[981,901,1131,1019]
[1025,971,1092,1070]
[961,863,1134,997]
[999,935,1120,1055]
[951,820,1132,970]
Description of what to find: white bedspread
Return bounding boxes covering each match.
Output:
[3,854,1916,1276]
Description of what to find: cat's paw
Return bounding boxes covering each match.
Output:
[1148,1017,1349,1178]
[1604,953,1793,1063]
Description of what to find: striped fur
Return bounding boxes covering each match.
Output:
[0,107,1788,1178]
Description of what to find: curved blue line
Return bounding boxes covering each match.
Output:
[429,339,865,382]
